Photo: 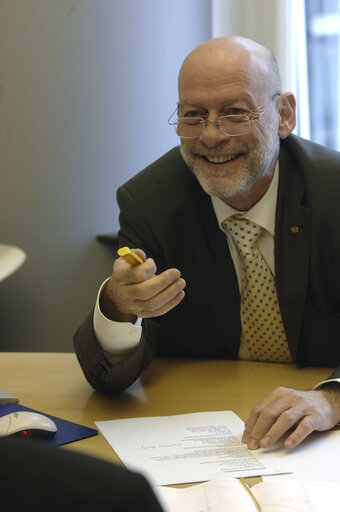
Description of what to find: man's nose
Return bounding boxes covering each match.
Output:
[199,119,231,147]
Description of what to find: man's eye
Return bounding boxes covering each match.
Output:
[225,107,248,116]
[183,111,203,118]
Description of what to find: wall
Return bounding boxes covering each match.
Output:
[0,0,211,351]
[212,0,302,93]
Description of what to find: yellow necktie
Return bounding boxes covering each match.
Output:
[223,216,292,363]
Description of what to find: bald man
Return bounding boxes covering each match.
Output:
[74,36,340,452]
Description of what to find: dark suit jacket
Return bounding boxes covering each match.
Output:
[0,438,163,512]
[74,134,340,393]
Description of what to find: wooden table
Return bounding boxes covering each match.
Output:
[0,353,331,467]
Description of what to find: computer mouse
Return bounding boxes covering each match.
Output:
[0,411,57,439]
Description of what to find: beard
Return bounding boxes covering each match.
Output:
[180,127,279,202]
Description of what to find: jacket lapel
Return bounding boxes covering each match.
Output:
[276,143,310,361]
[185,178,241,358]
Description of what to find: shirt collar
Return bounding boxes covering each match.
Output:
[211,162,279,236]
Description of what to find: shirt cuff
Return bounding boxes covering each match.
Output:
[93,278,142,353]
[313,378,340,390]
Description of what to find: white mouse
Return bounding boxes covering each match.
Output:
[0,411,57,439]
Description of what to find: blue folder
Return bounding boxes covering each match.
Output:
[0,403,98,446]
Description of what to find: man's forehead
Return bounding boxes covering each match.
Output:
[180,49,249,79]
[178,92,254,106]
[178,69,259,103]
[178,51,271,103]
[179,69,252,88]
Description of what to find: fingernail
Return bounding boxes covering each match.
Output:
[248,438,258,450]
[261,436,271,448]
[285,439,294,449]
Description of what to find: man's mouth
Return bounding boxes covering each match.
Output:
[197,153,242,164]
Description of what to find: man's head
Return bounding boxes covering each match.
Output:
[176,36,296,210]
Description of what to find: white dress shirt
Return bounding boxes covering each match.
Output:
[93,279,142,364]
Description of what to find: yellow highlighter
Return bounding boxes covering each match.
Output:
[117,246,156,277]
[117,246,144,266]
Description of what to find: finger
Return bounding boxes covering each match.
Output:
[242,393,279,445]
[131,248,147,261]
[115,256,157,284]
[258,405,306,448]
[139,289,185,317]
[135,271,185,302]
[243,391,296,449]
[284,416,315,449]
[130,276,186,317]
[124,268,183,301]
[136,277,186,312]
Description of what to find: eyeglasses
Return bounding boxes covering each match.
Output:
[168,95,280,139]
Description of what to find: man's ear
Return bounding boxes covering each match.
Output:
[277,92,296,139]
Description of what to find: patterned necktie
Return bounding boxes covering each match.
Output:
[223,215,292,363]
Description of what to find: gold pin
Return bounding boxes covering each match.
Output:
[290,226,299,233]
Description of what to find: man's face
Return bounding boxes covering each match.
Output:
[178,51,280,206]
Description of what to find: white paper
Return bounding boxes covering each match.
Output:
[155,478,259,512]
[253,479,340,512]
[155,478,340,512]
[96,411,290,486]
[261,428,340,483]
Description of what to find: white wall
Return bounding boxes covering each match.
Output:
[211,0,309,138]
[0,0,211,351]
[212,0,302,93]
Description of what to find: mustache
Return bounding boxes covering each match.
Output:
[185,141,250,157]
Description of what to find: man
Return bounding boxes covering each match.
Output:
[74,36,340,453]
[0,437,163,511]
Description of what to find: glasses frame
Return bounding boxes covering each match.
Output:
[168,94,280,139]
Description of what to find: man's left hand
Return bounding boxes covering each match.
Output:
[242,384,340,450]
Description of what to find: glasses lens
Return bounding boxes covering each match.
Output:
[219,115,251,136]
[175,118,203,138]
[170,114,254,138]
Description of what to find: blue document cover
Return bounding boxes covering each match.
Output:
[0,403,98,446]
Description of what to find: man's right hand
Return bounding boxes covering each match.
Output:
[99,249,186,323]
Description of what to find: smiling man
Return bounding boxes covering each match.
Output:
[74,36,340,452]
[177,37,283,210]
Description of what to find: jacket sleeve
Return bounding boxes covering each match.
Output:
[73,177,164,393]
[73,311,155,393]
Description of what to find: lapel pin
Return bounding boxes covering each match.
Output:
[290,226,299,233]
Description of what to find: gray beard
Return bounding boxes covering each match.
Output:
[180,145,266,201]
[179,127,278,202]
